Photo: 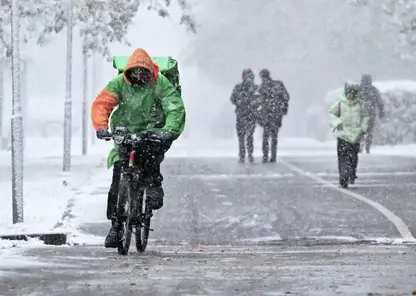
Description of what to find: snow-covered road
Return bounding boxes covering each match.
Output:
[1,140,416,295]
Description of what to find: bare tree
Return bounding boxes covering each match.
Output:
[77,0,196,155]
[383,0,416,59]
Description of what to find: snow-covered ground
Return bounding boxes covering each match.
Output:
[0,137,111,241]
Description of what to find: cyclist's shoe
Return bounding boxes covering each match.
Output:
[147,185,164,210]
[104,221,118,248]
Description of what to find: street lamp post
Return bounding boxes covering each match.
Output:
[10,0,24,223]
[63,0,73,172]
[82,46,88,155]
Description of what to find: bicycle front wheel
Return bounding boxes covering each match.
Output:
[116,181,134,255]
[135,188,152,252]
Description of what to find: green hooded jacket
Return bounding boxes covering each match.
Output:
[329,91,370,144]
[91,49,186,168]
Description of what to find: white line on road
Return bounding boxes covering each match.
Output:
[315,171,416,177]
[170,174,287,180]
[318,183,415,188]
[279,159,416,242]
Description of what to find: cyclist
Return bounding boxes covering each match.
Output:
[91,48,186,248]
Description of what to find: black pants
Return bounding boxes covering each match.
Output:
[107,141,170,220]
[236,115,255,160]
[337,138,360,184]
[262,123,280,161]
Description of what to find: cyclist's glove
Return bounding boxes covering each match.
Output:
[97,128,111,140]
[147,131,175,142]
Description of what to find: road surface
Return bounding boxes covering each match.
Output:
[1,153,416,295]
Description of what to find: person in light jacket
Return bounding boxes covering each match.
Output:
[329,83,370,188]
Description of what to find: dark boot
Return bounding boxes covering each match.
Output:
[105,220,118,248]
[262,128,270,163]
[147,183,164,210]
[238,133,245,163]
[340,179,348,188]
[248,155,254,163]
[270,131,278,163]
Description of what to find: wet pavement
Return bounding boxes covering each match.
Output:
[1,153,416,295]
[1,245,416,295]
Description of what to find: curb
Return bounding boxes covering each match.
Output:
[0,233,67,245]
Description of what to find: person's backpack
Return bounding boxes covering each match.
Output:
[112,56,181,95]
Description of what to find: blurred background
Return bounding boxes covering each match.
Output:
[1,0,416,147]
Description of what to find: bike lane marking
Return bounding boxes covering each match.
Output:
[279,159,416,242]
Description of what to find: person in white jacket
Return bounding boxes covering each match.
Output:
[329,83,370,188]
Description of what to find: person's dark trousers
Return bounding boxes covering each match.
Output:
[364,114,375,153]
[262,125,279,163]
[337,138,360,187]
[106,141,170,220]
[107,161,122,220]
[236,115,255,162]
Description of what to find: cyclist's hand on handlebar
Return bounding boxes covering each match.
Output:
[96,128,111,141]
[147,131,174,142]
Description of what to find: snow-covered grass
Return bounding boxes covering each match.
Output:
[372,144,416,157]
[0,137,110,241]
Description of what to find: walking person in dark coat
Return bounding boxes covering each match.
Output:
[359,74,384,153]
[257,69,290,163]
[230,68,258,163]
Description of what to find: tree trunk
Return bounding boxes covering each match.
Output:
[11,0,24,224]
[82,49,88,155]
[20,60,27,151]
[63,0,73,172]
[0,59,4,150]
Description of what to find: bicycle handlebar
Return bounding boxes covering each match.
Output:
[100,131,162,146]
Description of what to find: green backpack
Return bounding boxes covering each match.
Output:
[112,56,181,95]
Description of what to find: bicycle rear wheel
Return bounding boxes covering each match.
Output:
[116,181,134,255]
[135,189,152,252]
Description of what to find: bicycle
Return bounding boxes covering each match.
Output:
[103,125,163,255]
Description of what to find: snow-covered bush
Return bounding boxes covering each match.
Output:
[305,80,416,145]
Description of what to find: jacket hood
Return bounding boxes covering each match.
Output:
[123,48,159,85]
[361,74,372,85]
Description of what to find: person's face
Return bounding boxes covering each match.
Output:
[130,67,152,84]
[246,74,254,83]
[347,91,357,100]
